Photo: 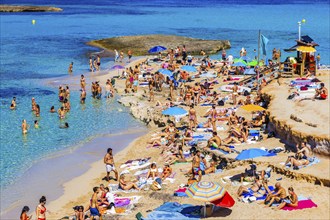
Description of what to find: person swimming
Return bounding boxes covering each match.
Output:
[60,122,69,129]
[34,120,39,129]
[50,106,56,113]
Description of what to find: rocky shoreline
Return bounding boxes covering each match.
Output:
[0,4,62,12]
[87,34,231,56]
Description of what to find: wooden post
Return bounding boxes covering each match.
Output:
[300,52,306,78]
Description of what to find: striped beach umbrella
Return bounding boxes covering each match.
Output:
[186,181,226,202]
[187,181,226,217]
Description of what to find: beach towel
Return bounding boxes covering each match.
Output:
[144,211,199,220]
[284,157,320,170]
[282,200,317,211]
[174,188,188,197]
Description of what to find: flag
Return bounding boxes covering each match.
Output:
[260,34,269,56]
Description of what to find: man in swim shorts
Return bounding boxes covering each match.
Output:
[104,148,118,182]
[206,131,232,153]
[314,83,328,100]
[90,187,100,219]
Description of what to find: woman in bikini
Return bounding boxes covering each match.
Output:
[31,97,37,112]
[193,82,200,105]
[119,174,139,191]
[147,163,158,179]
[161,163,172,180]
[36,196,47,220]
[237,176,263,198]
[21,119,29,134]
[188,105,197,130]
[185,86,193,106]
[284,156,309,167]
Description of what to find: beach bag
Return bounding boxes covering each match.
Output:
[150,178,162,191]
[243,90,250,96]
[218,100,225,106]
[287,94,295,100]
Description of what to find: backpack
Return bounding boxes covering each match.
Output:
[218,100,224,106]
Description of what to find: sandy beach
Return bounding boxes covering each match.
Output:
[42,56,330,220]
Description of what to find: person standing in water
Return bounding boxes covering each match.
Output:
[114,49,119,62]
[80,89,86,104]
[21,119,29,134]
[104,148,118,182]
[89,57,94,72]
[68,62,73,74]
[80,75,86,90]
[11,97,16,108]
[96,55,101,71]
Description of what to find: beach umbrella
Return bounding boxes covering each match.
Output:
[296,46,316,53]
[181,65,197,72]
[235,148,269,160]
[186,181,226,217]
[158,68,173,77]
[111,64,125,76]
[241,104,265,112]
[111,65,125,70]
[148,45,167,53]
[162,107,187,116]
[247,60,263,67]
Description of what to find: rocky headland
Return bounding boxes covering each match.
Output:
[87,34,231,56]
[0,5,62,12]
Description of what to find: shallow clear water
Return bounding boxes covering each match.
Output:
[0,0,329,199]
[0,91,143,188]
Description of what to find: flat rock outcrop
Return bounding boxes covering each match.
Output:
[87,34,231,56]
[0,5,62,12]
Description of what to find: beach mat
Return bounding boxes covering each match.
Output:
[282,199,317,211]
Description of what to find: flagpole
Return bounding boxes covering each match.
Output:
[257,30,261,91]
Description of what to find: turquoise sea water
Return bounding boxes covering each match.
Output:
[0,0,329,214]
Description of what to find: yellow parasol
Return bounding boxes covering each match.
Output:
[241,104,265,112]
[296,46,316,53]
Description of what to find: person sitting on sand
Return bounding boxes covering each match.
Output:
[161,163,172,180]
[237,175,263,198]
[227,111,238,126]
[284,156,309,168]
[119,174,140,191]
[314,83,328,100]
[206,131,232,153]
[264,182,287,207]
[295,142,312,159]
[237,95,253,106]
[276,187,298,210]
[204,155,218,174]
[164,144,187,165]
[249,115,263,128]
[181,128,193,146]
[240,164,257,183]
[147,162,158,180]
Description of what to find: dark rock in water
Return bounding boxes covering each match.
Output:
[0,5,63,12]
[0,87,55,99]
[87,34,231,56]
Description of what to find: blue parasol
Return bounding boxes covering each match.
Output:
[162,107,187,116]
[235,148,269,160]
[148,46,167,53]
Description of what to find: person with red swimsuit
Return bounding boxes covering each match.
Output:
[36,196,47,220]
